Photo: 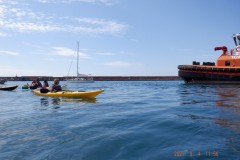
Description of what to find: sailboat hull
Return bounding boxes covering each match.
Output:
[66,80,94,83]
[66,77,94,83]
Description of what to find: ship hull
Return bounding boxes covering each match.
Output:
[178,65,240,84]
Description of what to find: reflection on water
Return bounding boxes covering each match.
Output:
[179,84,240,133]
[40,97,96,108]
[178,114,214,121]
[40,98,49,106]
[40,98,61,107]
[215,118,240,133]
[52,98,61,105]
[215,86,240,109]
[215,86,240,133]
[62,98,96,104]
[40,98,60,109]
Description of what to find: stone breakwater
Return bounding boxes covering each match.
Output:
[0,76,180,81]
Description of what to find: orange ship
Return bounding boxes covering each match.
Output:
[178,33,240,84]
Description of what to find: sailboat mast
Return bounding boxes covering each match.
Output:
[77,41,79,77]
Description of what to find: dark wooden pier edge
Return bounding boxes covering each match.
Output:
[0,76,181,81]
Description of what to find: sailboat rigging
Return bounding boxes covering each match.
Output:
[66,42,94,83]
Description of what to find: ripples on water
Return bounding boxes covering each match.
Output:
[0,81,240,159]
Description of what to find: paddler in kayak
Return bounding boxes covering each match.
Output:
[40,79,62,93]
[42,80,49,89]
[51,79,62,92]
[30,78,42,89]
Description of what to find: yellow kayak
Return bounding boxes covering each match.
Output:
[33,89,104,98]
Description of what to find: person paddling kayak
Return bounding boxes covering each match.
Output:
[51,79,62,92]
[30,78,42,89]
[40,79,62,93]
[43,80,49,89]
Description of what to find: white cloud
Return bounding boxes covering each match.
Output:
[96,52,115,56]
[0,6,4,16]
[52,47,91,59]
[105,61,131,67]
[0,17,127,33]
[0,50,20,56]
[1,21,62,32]
[37,0,48,3]
[10,8,26,17]
[0,32,8,37]
[0,65,48,76]
[74,18,127,34]
[37,0,116,5]
[96,50,132,56]
[104,61,143,68]
[0,1,127,34]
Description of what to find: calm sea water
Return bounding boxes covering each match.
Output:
[0,81,240,160]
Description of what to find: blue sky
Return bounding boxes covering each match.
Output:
[0,0,239,77]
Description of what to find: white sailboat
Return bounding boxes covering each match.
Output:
[66,42,94,83]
